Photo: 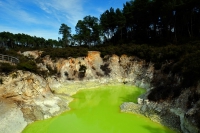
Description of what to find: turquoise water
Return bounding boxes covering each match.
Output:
[22,85,176,133]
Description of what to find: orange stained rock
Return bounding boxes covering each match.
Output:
[87,51,101,62]
[56,59,68,72]
[121,54,127,58]
[110,54,119,62]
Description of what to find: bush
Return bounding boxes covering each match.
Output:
[0,63,16,74]
[0,78,3,84]
[174,51,200,87]
[17,60,37,73]
[41,47,88,59]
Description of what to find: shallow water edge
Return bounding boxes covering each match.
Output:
[22,84,176,133]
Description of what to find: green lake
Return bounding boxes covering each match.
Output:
[22,85,176,133]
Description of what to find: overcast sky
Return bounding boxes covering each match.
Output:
[0,0,128,40]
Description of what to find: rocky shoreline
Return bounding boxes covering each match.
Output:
[0,51,199,133]
[120,102,181,132]
[120,90,200,133]
[0,71,70,133]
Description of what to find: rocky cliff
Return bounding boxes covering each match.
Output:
[0,70,70,133]
[0,51,199,133]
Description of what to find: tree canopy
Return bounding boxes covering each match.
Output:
[1,0,200,48]
[59,23,71,47]
[75,15,101,46]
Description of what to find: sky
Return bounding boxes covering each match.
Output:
[0,0,128,40]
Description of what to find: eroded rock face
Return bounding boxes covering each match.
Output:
[0,70,69,132]
[1,71,49,98]
[1,51,200,133]
[47,51,154,87]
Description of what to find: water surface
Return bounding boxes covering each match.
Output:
[22,85,176,133]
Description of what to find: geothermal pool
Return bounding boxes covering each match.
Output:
[22,85,176,133]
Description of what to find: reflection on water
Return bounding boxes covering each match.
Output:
[22,85,176,133]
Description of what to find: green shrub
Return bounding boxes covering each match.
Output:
[0,63,16,74]
[0,78,3,84]
[17,60,37,73]
[41,47,88,59]
[175,51,200,87]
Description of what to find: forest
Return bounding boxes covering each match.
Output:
[0,0,200,93]
[0,0,200,47]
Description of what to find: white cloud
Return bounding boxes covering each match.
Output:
[0,0,127,40]
[0,0,39,24]
[17,10,39,24]
[0,0,94,37]
[36,0,86,26]
[39,2,52,14]
[96,8,105,14]
[0,0,61,28]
